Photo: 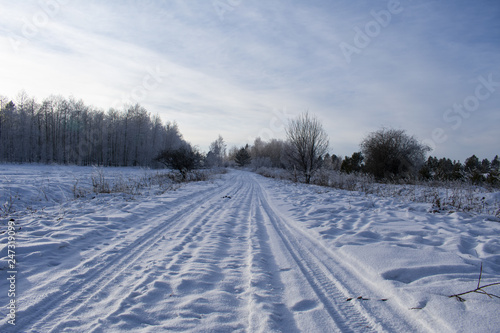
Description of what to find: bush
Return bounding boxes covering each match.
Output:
[361,128,430,180]
[155,145,203,179]
[253,167,500,215]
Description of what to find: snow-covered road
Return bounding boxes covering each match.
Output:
[1,168,499,332]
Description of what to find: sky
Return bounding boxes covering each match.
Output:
[1,0,499,161]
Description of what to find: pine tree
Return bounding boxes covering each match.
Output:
[487,155,500,186]
[235,146,251,167]
[491,155,500,172]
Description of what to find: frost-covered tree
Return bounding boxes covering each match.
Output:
[285,112,329,184]
[206,135,226,167]
[249,138,287,169]
[331,154,342,171]
[226,146,239,161]
[0,92,185,167]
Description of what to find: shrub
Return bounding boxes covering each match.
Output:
[155,145,203,180]
[361,128,430,180]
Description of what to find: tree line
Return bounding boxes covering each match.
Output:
[229,113,499,186]
[0,92,186,166]
[2,92,497,186]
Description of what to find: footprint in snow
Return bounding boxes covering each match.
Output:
[291,299,318,312]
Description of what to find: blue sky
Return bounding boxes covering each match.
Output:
[1,0,499,161]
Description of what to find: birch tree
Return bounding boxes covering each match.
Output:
[285,112,329,184]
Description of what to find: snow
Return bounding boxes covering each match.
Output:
[1,165,499,332]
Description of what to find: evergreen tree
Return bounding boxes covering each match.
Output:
[340,152,364,174]
[464,155,484,184]
[235,146,251,167]
[481,158,491,173]
[491,155,500,171]
[331,154,342,171]
[464,155,480,173]
[487,155,500,186]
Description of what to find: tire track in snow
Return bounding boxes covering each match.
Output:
[53,172,252,332]
[258,194,377,332]
[149,175,253,331]
[11,174,241,332]
[90,173,254,331]
[88,186,235,331]
[4,170,443,332]
[90,189,232,330]
[246,181,300,333]
[253,173,429,332]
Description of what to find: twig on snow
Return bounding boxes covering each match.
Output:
[449,263,500,302]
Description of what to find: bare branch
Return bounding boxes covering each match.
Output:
[449,263,500,302]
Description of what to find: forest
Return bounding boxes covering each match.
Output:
[0,92,185,167]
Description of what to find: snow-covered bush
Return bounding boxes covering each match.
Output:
[91,168,111,194]
[251,157,273,169]
[0,195,16,217]
[311,169,374,192]
[255,167,293,181]
[80,167,226,197]
[255,167,500,215]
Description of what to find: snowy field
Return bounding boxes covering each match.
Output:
[1,165,499,332]
[0,164,164,214]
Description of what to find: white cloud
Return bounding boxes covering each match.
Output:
[0,0,498,160]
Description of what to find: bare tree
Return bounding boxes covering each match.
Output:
[361,128,431,180]
[206,135,226,167]
[285,112,329,183]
